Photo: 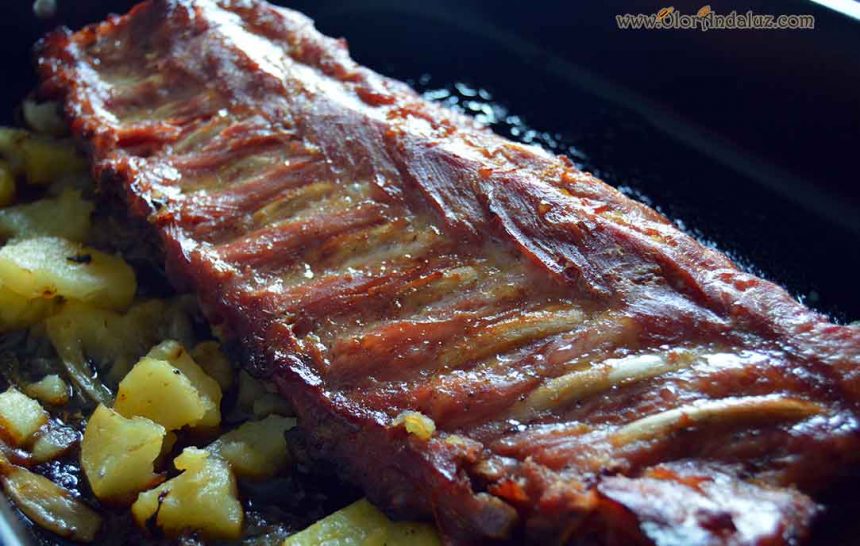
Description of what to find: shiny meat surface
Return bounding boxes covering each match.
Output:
[37,1,860,543]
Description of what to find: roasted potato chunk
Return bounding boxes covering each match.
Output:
[235,370,292,419]
[24,374,70,406]
[0,285,58,332]
[132,448,242,540]
[0,188,93,242]
[30,422,78,463]
[283,499,441,546]
[144,341,222,429]
[81,405,166,504]
[0,128,87,186]
[191,341,234,391]
[0,387,49,447]
[0,236,135,310]
[209,415,295,479]
[114,356,208,431]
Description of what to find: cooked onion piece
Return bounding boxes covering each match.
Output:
[45,300,196,405]
[0,454,101,542]
[21,100,67,137]
[45,305,118,406]
[233,370,292,419]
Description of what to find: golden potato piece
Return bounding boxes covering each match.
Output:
[132,447,243,540]
[145,341,222,429]
[0,160,14,207]
[0,189,93,242]
[283,499,441,546]
[0,237,135,310]
[209,415,296,480]
[24,374,70,406]
[0,455,101,542]
[30,422,78,463]
[0,387,49,447]
[0,128,87,186]
[0,285,58,332]
[114,356,207,431]
[81,405,165,504]
[191,341,234,391]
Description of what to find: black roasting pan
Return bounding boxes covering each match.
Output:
[0,1,858,544]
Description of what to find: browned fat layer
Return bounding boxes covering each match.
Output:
[37,0,860,544]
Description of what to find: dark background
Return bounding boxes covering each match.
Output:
[1,0,858,320]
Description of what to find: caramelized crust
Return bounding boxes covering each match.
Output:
[37,1,860,543]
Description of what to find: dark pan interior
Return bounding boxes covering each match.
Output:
[0,1,858,543]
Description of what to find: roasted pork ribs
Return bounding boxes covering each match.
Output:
[37,1,860,544]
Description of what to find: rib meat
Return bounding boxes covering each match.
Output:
[37,1,860,544]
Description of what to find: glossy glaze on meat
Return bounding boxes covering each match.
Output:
[37,1,860,544]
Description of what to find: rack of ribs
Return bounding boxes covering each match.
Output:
[37,1,860,544]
